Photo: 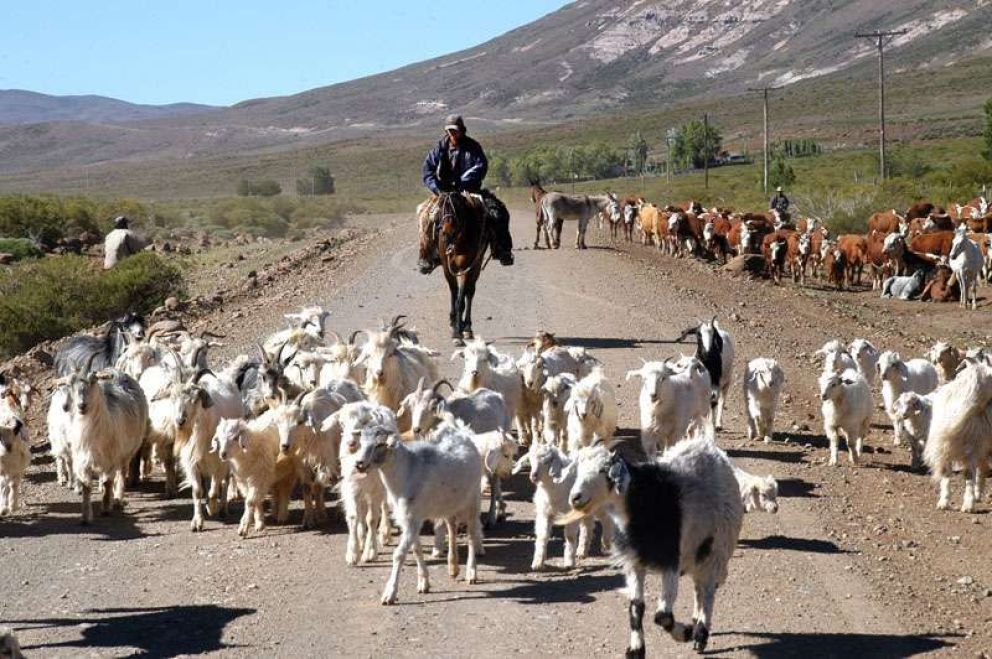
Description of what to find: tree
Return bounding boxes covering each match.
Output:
[983,97,992,162]
[238,179,282,197]
[296,165,335,196]
[629,132,649,175]
[768,155,796,189]
[671,120,722,170]
[488,154,511,187]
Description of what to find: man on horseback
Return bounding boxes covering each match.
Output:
[418,114,514,274]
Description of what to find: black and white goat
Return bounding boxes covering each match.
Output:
[54,313,146,377]
[676,318,735,430]
[561,439,743,656]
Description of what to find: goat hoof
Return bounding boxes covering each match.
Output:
[654,611,674,631]
[381,593,397,605]
[625,647,645,659]
[692,623,709,653]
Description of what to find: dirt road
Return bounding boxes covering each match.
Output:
[1,210,986,657]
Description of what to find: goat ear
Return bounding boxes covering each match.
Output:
[199,389,214,408]
[483,448,502,476]
[436,399,447,416]
[511,454,530,475]
[624,368,643,381]
[450,349,464,361]
[237,433,247,450]
[321,411,340,435]
[551,459,575,485]
[607,457,629,496]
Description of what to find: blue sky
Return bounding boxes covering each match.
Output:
[0,1,568,106]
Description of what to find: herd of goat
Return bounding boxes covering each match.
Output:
[591,194,992,308]
[1,305,992,655]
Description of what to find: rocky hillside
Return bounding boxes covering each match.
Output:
[0,89,214,125]
[1,0,990,173]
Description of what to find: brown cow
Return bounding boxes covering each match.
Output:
[867,209,905,235]
[837,234,868,286]
[823,247,847,290]
[965,214,992,233]
[863,230,897,290]
[905,201,945,221]
[762,230,793,284]
[909,231,955,259]
[637,203,659,246]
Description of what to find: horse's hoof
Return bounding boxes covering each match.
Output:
[462,330,474,341]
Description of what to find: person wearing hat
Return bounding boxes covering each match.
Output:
[769,186,790,218]
[418,114,514,274]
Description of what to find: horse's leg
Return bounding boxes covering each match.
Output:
[446,272,462,342]
[461,276,477,340]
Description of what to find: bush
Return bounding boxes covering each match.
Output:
[236,179,282,197]
[0,253,185,358]
[0,238,44,262]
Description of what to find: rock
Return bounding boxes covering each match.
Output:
[958,576,974,586]
[0,253,15,265]
[164,296,180,311]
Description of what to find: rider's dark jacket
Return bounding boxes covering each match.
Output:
[422,135,488,195]
[769,193,790,213]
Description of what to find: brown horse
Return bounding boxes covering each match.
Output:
[437,192,489,345]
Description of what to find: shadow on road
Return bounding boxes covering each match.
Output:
[11,605,256,658]
[716,630,955,657]
[726,448,807,464]
[0,503,149,542]
[776,478,819,498]
[491,336,690,350]
[738,534,849,554]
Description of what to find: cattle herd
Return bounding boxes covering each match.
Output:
[586,193,992,307]
[1,256,992,654]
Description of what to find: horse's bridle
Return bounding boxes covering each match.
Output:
[438,193,489,276]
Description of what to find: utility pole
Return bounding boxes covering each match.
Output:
[855,29,908,182]
[747,86,778,194]
[703,113,709,190]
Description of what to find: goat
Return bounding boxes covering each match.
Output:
[743,358,785,443]
[359,317,439,421]
[892,392,933,472]
[819,369,872,466]
[732,463,779,513]
[848,339,881,388]
[103,216,146,269]
[399,378,510,437]
[950,226,982,310]
[880,270,925,300]
[676,318,735,430]
[211,417,285,537]
[877,351,938,446]
[814,339,857,376]
[561,440,744,655]
[0,419,29,515]
[924,363,992,512]
[322,401,395,565]
[54,313,145,376]
[540,373,577,449]
[453,339,530,443]
[351,418,483,604]
[511,442,612,570]
[60,359,149,523]
[928,341,962,383]
[564,367,618,453]
[626,359,712,457]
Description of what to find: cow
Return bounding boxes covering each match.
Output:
[909,231,955,260]
[920,266,960,302]
[837,234,868,287]
[823,247,847,290]
[761,231,792,285]
[867,210,906,235]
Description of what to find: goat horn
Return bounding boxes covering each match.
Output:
[192,368,215,384]
[82,351,101,374]
[348,330,367,346]
[432,380,454,396]
[292,390,306,407]
[256,343,270,364]
[191,344,207,369]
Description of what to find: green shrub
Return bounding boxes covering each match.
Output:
[0,253,184,358]
[0,238,44,262]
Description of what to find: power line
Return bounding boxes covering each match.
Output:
[855,29,908,182]
[747,86,780,194]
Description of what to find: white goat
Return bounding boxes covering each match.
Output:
[815,339,857,376]
[626,358,712,458]
[819,369,872,466]
[454,339,530,442]
[743,358,785,443]
[351,418,483,604]
[399,379,510,437]
[924,363,992,512]
[848,339,880,388]
[512,442,612,570]
[359,320,438,421]
[103,221,145,269]
[47,385,75,489]
[540,373,577,449]
[61,365,148,523]
[211,417,283,537]
[732,463,779,513]
[928,341,962,384]
[564,367,618,453]
[561,440,743,655]
[322,401,395,565]
[892,392,933,472]
[877,351,938,446]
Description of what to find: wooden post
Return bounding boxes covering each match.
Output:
[856,29,908,182]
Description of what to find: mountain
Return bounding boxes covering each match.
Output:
[0,89,216,126]
[1,0,990,175]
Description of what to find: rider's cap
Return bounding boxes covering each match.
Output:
[776,186,783,192]
[444,114,466,132]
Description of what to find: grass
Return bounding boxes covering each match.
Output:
[0,238,44,262]
[0,253,185,358]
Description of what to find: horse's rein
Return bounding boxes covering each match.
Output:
[439,193,489,277]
